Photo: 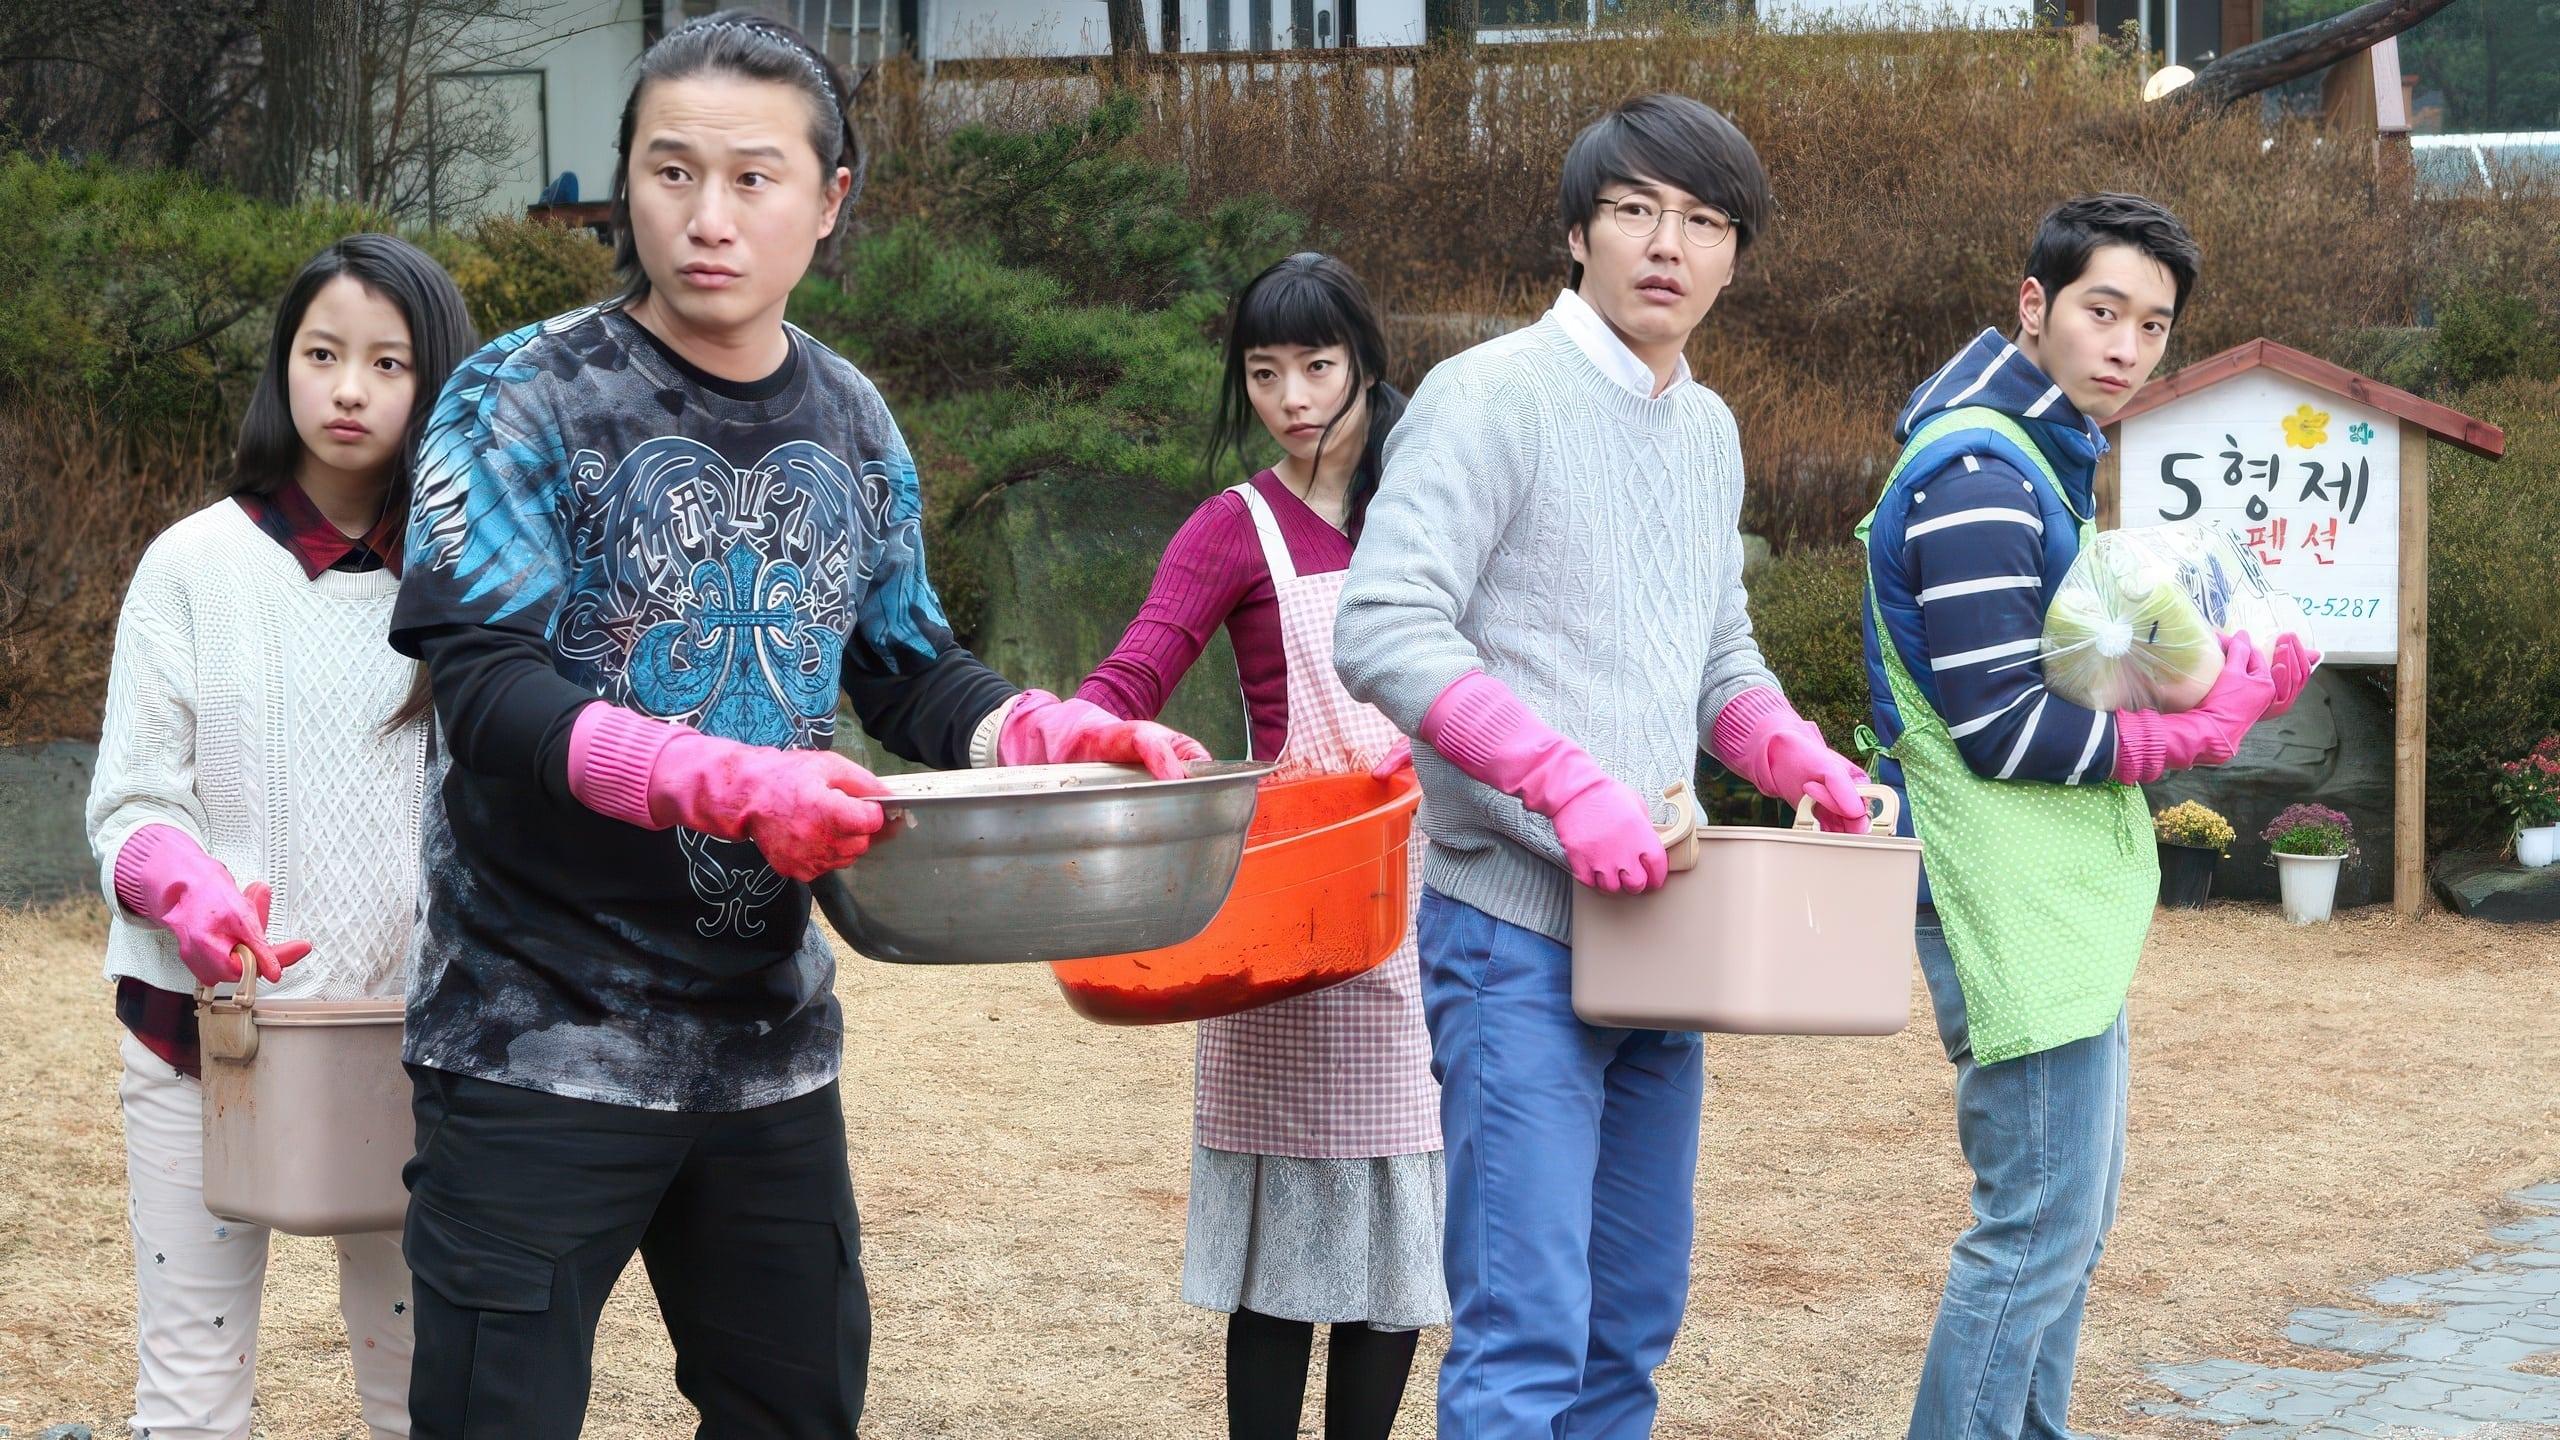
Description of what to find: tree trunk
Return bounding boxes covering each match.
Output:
[248,0,332,205]
[2480,0,2497,122]
[1107,0,1150,55]
[2176,0,2467,110]
[1100,0,1149,92]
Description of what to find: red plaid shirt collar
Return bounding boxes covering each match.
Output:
[234,482,403,580]
[117,977,201,1080]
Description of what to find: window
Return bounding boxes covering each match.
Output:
[1479,0,1585,26]
[857,0,884,64]
[1481,0,1589,28]
[1250,0,1272,50]
[2167,0,2223,66]
[1210,0,1231,48]
[2088,0,2139,43]
[793,0,894,66]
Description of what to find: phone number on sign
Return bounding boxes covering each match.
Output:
[2296,595,2386,620]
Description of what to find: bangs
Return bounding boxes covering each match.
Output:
[1232,266,1362,358]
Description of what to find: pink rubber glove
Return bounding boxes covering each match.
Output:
[2267,633,2320,718]
[1370,737,1413,781]
[1707,687,1872,834]
[568,704,888,883]
[2112,632,2280,783]
[999,690,1211,781]
[1419,671,1666,893]
[113,824,311,985]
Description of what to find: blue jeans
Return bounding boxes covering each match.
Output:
[1416,888,1705,1440]
[1908,911,2130,1440]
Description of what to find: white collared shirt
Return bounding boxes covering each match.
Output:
[1547,288,1691,399]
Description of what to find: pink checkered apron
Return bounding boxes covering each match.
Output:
[1192,483,1441,1159]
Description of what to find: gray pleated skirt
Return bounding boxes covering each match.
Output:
[1179,1145,1451,1331]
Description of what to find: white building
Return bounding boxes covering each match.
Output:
[424,0,644,221]
[439,0,1124,219]
[426,1,913,220]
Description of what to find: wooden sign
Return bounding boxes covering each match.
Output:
[2098,339,2507,916]
[2115,370,2403,664]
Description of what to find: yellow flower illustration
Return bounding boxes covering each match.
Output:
[2281,403,2331,450]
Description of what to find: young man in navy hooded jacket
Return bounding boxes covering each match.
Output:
[1860,195,2317,1440]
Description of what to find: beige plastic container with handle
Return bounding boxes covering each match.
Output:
[1570,782,1923,1035]
[197,954,412,1236]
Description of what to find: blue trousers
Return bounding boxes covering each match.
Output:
[1908,911,2131,1440]
[1416,888,1706,1440]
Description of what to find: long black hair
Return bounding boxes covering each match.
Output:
[609,9,864,304]
[227,231,476,517]
[1207,253,1406,537]
[226,233,474,735]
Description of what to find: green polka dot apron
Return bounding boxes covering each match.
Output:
[1854,407,2157,1066]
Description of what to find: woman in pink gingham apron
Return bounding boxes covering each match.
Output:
[1075,254,1444,1440]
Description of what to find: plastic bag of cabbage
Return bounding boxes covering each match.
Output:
[2040,522,2304,713]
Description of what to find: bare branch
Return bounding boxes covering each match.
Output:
[448,15,627,69]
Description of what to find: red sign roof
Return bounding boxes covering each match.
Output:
[2107,337,2507,460]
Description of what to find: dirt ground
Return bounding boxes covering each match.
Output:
[3,900,2555,1439]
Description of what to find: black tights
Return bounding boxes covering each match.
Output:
[1225,1307,1420,1440]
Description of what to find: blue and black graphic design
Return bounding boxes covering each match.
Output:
[561,435,860,748]
[560,435,866,936]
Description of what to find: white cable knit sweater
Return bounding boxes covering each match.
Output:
[87,500,427,1000]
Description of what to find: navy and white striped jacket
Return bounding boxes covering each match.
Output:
[1862,329,2122,836]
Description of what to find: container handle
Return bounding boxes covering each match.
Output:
[1792,784,1901,835]
[195,948,261,1064]
[1654,783,1700,873]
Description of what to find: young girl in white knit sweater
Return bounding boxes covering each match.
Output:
[86,233,473,1440]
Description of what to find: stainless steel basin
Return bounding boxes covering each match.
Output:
[810,760,1269,964]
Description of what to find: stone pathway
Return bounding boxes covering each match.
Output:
[2142,1183,2560,1438]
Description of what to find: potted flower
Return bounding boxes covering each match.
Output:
[2153,800,2234,909]
[2263,803,2357,924]
[2491,735,2560,869]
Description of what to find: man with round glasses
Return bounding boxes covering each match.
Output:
[1337,92,1870,1436]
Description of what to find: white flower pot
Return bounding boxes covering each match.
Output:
[2519,824,2560,869]
[2276,852,2344,924]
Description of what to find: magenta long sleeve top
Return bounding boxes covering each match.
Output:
[1075,469,1354,762]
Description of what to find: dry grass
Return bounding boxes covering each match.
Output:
[861,27,2433,552]
[3,900,2556,1437]
[0,407,227,747]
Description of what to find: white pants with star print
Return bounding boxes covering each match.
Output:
[119,1031,412,1439]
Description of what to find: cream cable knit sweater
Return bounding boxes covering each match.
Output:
[87,500,427,999]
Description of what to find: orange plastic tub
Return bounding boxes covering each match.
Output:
[1051,768,1421,1024]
